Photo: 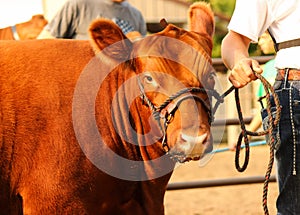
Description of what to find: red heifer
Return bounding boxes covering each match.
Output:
[0,3,215,215]
[0,14,47,40]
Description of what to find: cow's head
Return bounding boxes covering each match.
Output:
[131,24,215,163]
[89,3,215,163]
[16,14,48,40]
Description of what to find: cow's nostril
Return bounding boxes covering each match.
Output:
[180,132,207,144]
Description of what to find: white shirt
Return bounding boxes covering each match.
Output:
[228,0,300,69]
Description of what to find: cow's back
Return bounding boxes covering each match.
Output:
[0,39,94,128]
[0,39,94,155]
[0,39,96,214]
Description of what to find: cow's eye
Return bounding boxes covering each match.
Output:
[144,75,153,83]
[141,72,158,90]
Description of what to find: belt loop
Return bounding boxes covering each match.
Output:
[283,68,290,88]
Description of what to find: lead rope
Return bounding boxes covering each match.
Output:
[228,72,281,215]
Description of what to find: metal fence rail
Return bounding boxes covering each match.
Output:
[167,140,276,190]
[167,175,276,190]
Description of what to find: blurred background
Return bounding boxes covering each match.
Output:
[1,0,258,58]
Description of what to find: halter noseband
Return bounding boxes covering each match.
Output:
[137,76,222,153]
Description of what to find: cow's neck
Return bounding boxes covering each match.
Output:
[96,66,176,179]
[0,26,14,40]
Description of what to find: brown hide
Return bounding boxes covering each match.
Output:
[0,3,215,215]
[188,2,215,37]
[0,14,47,40]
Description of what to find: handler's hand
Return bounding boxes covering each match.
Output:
[229,58,263,88]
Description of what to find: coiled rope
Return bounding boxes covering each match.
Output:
[220,72,281,215]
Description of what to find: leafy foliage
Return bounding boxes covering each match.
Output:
[186,0,258,57]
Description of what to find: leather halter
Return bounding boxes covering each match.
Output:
[137,76,221,153]
[11,25,20,40]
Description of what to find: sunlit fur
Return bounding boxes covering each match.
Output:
[0,3,215,214]
[188,2,215,37]
[0,15,47,40]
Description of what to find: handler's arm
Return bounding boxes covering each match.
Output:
[221,30,263,88]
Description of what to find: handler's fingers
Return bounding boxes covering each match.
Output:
[251,60,263,74]
[241,61,256,82]
[229,69,246,88]
[240,59,263,82]
[228,59,263,88]
[229,65,252,88]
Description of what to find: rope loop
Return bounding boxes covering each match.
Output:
[230,71,281,215]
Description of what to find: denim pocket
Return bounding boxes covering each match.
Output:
[261,107,281,150]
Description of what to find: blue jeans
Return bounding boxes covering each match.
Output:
[263,79,300,214]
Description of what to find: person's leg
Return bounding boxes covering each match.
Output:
[275,81,300,214]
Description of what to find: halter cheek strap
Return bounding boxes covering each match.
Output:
[137,76,220,153]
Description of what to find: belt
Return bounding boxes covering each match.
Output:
[277,38,300,51]
[276,69,300,81]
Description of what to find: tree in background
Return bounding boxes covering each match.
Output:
[187,0,258,58]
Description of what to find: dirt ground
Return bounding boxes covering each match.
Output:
[164,143,278,215]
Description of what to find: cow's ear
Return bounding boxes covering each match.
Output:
[89,19,132,60]
[188,2,215,37]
